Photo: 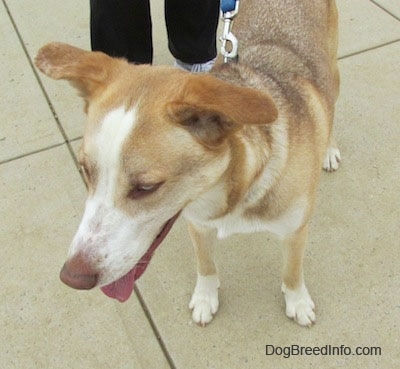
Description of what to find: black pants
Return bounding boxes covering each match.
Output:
[90,0,220,64]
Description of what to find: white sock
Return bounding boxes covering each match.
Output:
[174,57,216,73]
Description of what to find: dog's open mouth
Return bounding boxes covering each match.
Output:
[100,212,180,302]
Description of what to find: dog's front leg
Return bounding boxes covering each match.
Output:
[187,222,220,326]
[281,225,316,326]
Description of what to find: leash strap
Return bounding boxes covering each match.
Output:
[220,0,240,63]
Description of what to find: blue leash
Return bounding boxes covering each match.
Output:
[221,0,237,13]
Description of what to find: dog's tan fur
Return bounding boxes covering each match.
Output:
[35,0,340,326]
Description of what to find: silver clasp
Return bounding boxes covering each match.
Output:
[220,1,240,63]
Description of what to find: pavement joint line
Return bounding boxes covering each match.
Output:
[0,142,66,165]
[134,286,177,369]
[70,136,83,143]
[1,0,82,174]
[338,38,400,60]
[0,141,88,191]
[370,0,400,22]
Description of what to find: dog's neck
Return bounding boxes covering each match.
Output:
[212,62,262,90]
[193,63,288,218]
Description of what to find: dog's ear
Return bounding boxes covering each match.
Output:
[34,42,123,103]
[166,74,278,147]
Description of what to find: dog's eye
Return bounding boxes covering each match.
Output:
[128,183,162,200]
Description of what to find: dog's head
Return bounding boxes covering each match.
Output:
[35,43,277,301]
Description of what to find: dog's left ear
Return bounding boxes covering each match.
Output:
[34,42,124,103]
[166,74,278,147]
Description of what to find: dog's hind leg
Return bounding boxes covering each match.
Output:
[323,0,341,172]
[187,222,220,326]
[323,134,341,172]
[281,225,316,326]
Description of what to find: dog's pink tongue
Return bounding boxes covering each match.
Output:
[100,213,180,302]
[101,250,153,302]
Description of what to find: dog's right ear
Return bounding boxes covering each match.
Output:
[165,74,278,148]
[34,42,123,103]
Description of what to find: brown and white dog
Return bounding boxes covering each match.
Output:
[35,0,340,327]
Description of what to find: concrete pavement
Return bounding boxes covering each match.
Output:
[1,1,399,368]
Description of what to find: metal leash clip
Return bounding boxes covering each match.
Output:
[220,0,240,63]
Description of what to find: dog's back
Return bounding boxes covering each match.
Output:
[233,0,339,109]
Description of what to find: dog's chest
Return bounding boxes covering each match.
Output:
[184,191,307,240]
[214,202,306,239]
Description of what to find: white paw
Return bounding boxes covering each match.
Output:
[189,274,220,326]
[282,282,316,327]
[323,146,341,172]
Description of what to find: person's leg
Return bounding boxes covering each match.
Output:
[90,0,153,64]
[165,0,219,72]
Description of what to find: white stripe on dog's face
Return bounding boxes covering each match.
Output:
[69,106,157,286]
[92,106,136,205]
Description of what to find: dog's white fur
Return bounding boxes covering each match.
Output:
[184,193,307,240]
[189,274,220,326]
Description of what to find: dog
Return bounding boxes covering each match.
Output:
[34,0,340,327]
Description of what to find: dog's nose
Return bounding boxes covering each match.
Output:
[60,254,98,290]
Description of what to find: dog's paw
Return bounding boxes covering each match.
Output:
[189,274,220,326]
[282,282,316,327]
[323,146,341,172]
